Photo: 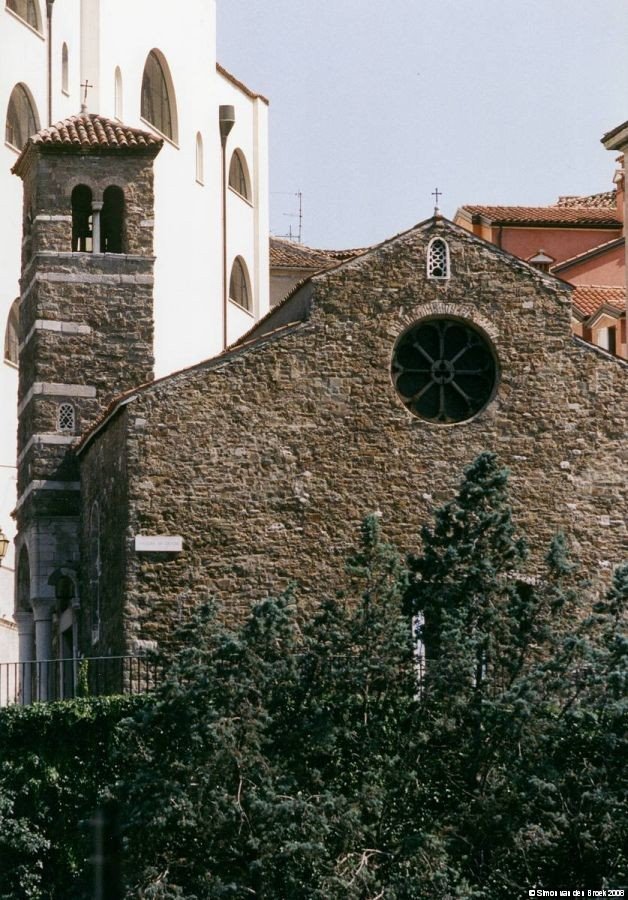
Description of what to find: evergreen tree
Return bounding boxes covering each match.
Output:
[115,454,627,898]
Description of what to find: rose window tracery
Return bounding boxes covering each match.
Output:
[392,318,497,423]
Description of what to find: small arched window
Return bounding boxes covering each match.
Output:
[427,237,450,280]
[71,184,92,251]
[195,132,204,184]
[6,0,41,31]
[114,67,123,120]
[57,402,75,433]
[101,186,124,253]
[228,150,251,201]
[141,49,177,141]
[229,257,251,312]
[61,43,69,94]
[4,298,19,365]
[5,83,40,150]
[89,502,101,643]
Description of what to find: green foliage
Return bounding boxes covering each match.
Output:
[117,454,627,897]
[0,695,142,899]
[1,454,625,898]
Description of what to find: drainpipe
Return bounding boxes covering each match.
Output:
[46,0,55,126]
[219,105,235,351]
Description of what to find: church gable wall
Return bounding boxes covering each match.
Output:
[83,223,627,650]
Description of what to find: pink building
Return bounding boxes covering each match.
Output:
[454,130,627,359]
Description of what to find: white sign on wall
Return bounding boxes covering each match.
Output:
[135,535,183,553]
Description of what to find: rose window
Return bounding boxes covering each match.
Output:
[392,318,497,423]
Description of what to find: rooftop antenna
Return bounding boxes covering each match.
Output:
[273,191,303,242]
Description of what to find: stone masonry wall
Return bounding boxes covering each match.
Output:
[16,147,155,535]
[79,409,129,656]
[83,220,628,652]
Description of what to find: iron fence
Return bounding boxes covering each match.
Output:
[0,655,161,706]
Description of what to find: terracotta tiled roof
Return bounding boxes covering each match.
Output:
[571,285,625,318]
[216,62,269,105]
[270,238,337,269]
[460,205,620,227]
[555,190,617,209]
[269,237,365,269]
[12,113,163,176]
[30,113,161,151]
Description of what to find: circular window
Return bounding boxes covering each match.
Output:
[391,318,497,423]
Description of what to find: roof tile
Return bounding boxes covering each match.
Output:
[555,190,616,209]
[269,237,365,269]
[571,285,625,317]
[461,204,620,227]
[30,113,162,151]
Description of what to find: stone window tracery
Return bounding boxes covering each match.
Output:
[5,83,40,150]
[427,237,450,280]
[392,317,497,424]
[57,402,75,433]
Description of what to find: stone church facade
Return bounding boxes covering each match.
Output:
[12,114,628,678]
[78,220,627,655]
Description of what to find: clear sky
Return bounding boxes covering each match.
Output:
[218,0,628,250]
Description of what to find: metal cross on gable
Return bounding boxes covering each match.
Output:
[432,187,442,206]
[80,79,93,107]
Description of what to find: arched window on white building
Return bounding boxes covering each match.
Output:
[4,298,19,365]
[5,83,40,150]
[195,132,204,184]
[114,66,123,120]
[228,149,251,201]
[141,49,178,142]
[229,257,252,312]
[427,237,450,280]
[5,0,41,31]
[61,43,69,94]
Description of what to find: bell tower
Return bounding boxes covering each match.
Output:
[11,113,162,698]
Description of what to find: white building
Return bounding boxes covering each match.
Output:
[0,0,270,658]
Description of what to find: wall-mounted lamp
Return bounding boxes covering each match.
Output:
[0,528,9,565]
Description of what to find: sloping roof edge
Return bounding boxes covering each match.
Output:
[241,214,574,349]
[75,320,305,456]
[602,119,628,150]
[551,237,625,273]
[216,62,269,105]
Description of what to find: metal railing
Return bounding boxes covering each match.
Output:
[0,655,161,706]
